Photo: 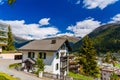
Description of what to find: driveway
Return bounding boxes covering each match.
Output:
[0,59,43,80]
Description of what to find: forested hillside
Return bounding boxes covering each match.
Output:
[73,23,120,54]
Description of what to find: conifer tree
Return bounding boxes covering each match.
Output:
[8,0,16,5]
[79,35,99,77]
[3,25,15,51]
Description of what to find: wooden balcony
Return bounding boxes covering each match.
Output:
[60,65,67,72]
[0,35,8,38]
[60,56,68,62]
[0,31,8,38]
[69,61,77,65]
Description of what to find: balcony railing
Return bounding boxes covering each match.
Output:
[0,25,8,32]
[0,35,8,38]
[60,56,68,62]
[0,41,7,45]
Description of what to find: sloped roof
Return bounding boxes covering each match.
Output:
[18,38,71,51]
[23,58,35,64]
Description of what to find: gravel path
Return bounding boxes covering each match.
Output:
[0,59,43,80]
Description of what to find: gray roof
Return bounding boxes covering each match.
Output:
[18,38,71,51]
[23,58,35,64]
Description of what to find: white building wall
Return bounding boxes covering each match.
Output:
[53,51,60,75]
[43,52,54,73]
[22,51,54,74]
[22,51,28,61]
[52,43,68,75]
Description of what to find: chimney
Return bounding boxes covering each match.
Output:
[51,39,56,44]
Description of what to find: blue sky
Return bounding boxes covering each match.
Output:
[0,0,120,39]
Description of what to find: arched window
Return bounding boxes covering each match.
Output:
[56,63,59,70]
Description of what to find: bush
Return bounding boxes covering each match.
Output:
[0,72,18,80]
[0,75,9,80]
[9,63,21,69]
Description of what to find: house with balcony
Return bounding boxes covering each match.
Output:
[18,38,71,76]
[0,23,8,53]
[100,63,120,80]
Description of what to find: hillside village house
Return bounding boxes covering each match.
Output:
[100,63,120,80]
[0,23,8,53]
[18,38,71,76]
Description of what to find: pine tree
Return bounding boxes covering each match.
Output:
[8,0,16,5]
[34,54,44,76]
[3,25,15,51]
[104,53,111,63]
[79,35,99,77]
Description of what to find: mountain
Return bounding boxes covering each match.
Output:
[57,35,80,43]
[57,35,80,46]
[13,35,30,48]
[72,23,120,54]
[44,35,80,46]
[13,35,80,48]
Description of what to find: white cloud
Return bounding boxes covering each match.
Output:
[83,0,118,9]
[56,32,74,37]
[109,14,120,23]
[68,0,81,4]
[0,0,5,5]
[39,18,50,26]
[0,19,59,40]
[76,0,80,4]
[67,18,101,37]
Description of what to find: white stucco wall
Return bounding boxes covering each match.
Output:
[22,51,54,74]
[44,52,54,73]
[22,51,28,61]
[52,43,68,75]
[53,51,60,75]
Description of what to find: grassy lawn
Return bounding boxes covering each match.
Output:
[115,63,120,68]
[0,72,20,80]
[67,72,94,80]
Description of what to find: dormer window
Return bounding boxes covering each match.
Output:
[51,40,56,44]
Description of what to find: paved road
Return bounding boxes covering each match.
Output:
[0,59,43,80]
